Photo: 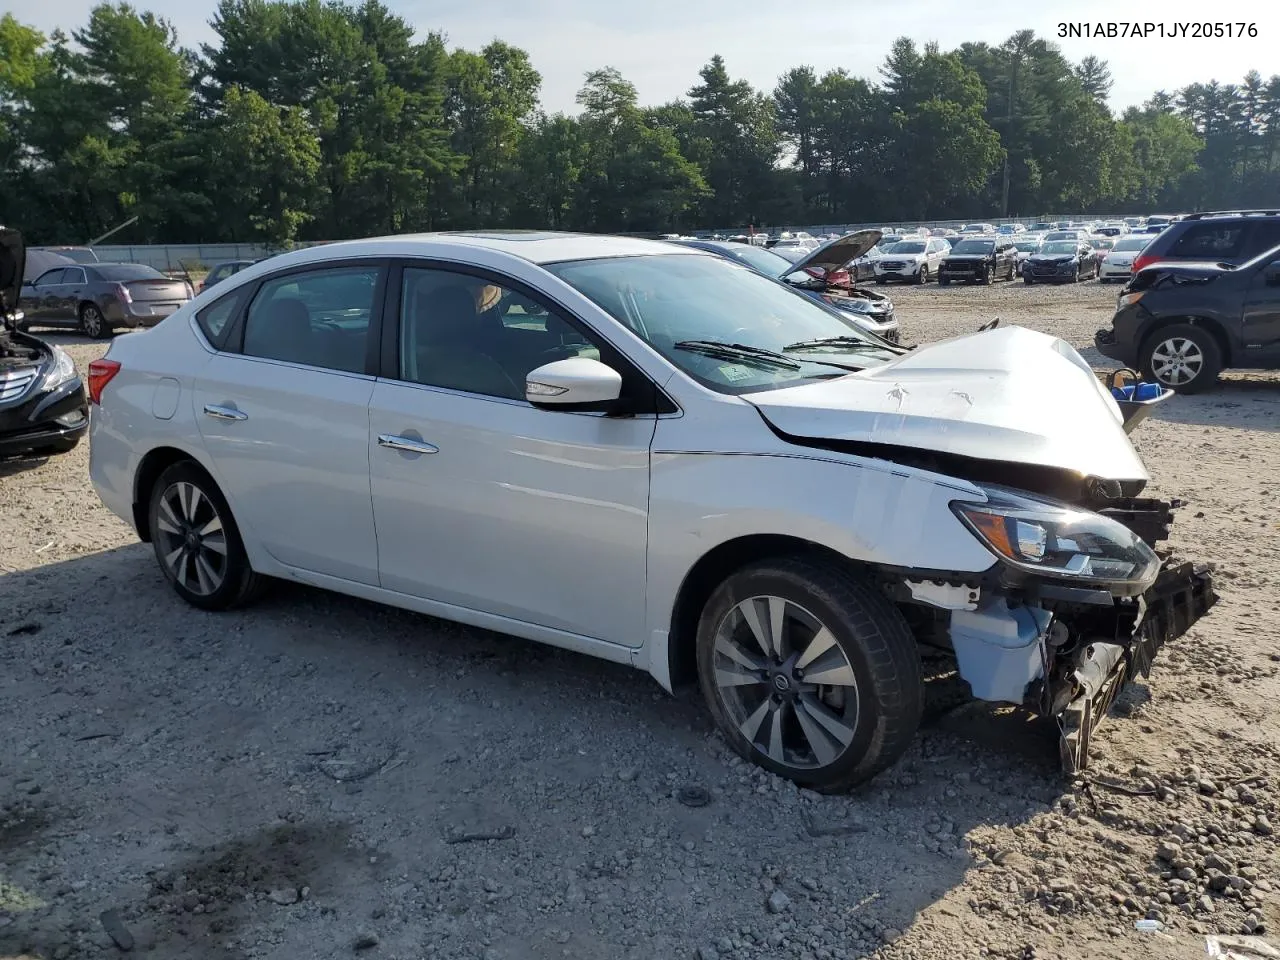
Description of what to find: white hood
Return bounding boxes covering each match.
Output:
[745,326,1148,482]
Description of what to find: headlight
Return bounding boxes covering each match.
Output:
[951,486,1160,590]
[822,294,872,313]
[1118,290,1144,308]
[40,346,78,391]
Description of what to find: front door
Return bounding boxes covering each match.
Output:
[191,262,386,585]
[1242,258,1280,362]
[368,264,655,647]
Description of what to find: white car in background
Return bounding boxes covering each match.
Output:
[1012,236,1043,274]
[873,237,949,284]
[85,230,1217,790]
[1098,235,1152,282]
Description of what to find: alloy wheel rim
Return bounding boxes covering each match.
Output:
[155,481,228,596]
[1151,337,1204,386]
[83,308,101,336]
[713,595,861,770]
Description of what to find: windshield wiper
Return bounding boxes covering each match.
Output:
[673,340,802,370]
[783,335,891,352]
[674,339,865,373]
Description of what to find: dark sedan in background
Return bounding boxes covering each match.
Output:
[1023,240,1100,284]
[19,262,193,338]
[199,258,257,292]
[2,227,89,458]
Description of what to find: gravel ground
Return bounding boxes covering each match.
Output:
[2,278,1278,960]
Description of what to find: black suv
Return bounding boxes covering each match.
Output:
[1095,242,1280,392]
[937,237,1018,284]
[1129,210,1280,275]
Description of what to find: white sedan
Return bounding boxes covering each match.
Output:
[86,231,1215,788]
[1098,235,1152,282]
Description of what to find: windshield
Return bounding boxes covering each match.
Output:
[93,264,167,281]
[1112,237,1149,252]
[1014,240,1041,252]
[1090,238,1114,249]
[950,239,994,254]
[545,254,891,394]
[1041,242,1078,255]
[889,242,925,254]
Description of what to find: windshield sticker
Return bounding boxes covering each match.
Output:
[718,364,755,382]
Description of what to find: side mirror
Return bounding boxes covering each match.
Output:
[526,357,622,411]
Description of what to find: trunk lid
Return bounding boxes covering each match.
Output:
[124,278,190,302]
[744,325,1148,482]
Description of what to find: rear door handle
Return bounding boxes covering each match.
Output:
[377,434,438,455]
[204,404,248,421]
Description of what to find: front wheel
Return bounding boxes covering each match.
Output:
[915,265,929,285]
[981,264,993,285]
[696,557,923,792]
[1139,323,1222,394]
[148,461,266,610]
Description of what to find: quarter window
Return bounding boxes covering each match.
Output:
[241,266,378,373]
[1246,220,1280,258]
[196,291,243,347]
[397,267,601,400]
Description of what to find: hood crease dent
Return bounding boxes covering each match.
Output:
[744,326,1149,495]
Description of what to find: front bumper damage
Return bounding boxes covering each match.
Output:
[1053,554,1216,773]
[899,496,1217,774]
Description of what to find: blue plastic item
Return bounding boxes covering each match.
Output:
[949,598,1052,703]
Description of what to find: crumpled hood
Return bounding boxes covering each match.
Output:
[745,325,1148,482]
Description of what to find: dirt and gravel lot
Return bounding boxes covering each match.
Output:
[3,278,1279,960]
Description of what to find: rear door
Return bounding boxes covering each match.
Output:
[192,260,387,585]
[55,266,88,319]
[1241,256,1280,362]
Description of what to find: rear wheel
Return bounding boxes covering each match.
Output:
[1023,274,1033,285]
[1139,323,1222,394]
[696,557,923,792]
[79,303,109,339]
[147,461,266,610]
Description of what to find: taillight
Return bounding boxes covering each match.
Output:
[1131,254,1156,274]
[87,359,121,405]
[114,282,132,303]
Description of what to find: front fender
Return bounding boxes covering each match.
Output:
[638,449,997,685]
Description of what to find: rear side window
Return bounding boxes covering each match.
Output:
[1169,223,1246,259]
[196,291,243,348]
[241,266,380,373]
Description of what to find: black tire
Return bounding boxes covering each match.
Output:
[696,556,923,792]
[875,278,886,285]
[915,265,928,285]
[981,264,993,285]
[938,277,950,286]
[79,302,110,339]
[147,461,267,610]
[1138,323,1223,394]
[1023,275,1033,285]
[1006,260,1015,281]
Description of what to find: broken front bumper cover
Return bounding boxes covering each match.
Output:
[1057,558,1217,774]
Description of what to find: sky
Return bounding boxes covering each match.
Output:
[16,0,1279,115]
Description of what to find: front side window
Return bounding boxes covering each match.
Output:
[545,253,896,395]
[241,265,378,373]
[398,267,601,401]
[36,269,67,285]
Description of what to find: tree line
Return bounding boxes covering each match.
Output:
[1,2,1277,245]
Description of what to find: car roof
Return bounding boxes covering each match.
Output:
[275,231,689,268]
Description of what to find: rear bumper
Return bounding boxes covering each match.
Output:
[0,377,89,456]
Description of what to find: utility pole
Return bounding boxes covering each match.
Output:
[1001,55,1017,218]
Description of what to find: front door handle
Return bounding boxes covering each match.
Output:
[377,433,438,455]
[204,404,248,421]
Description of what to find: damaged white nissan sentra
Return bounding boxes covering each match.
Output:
[87,232,1215,791]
